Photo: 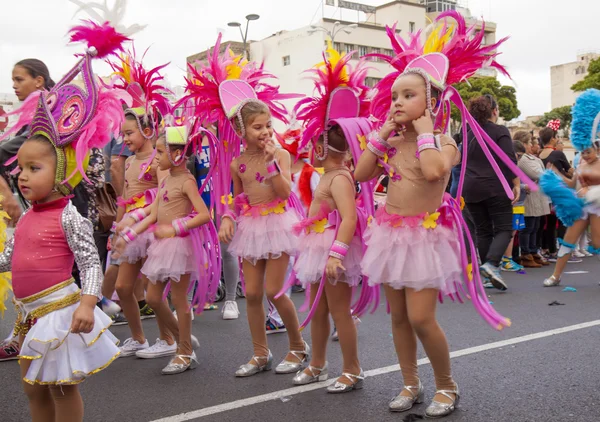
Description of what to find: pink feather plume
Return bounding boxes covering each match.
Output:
[69,20,130,59]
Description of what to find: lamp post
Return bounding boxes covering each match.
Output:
[228,14,260,59]
[307,21,358,43]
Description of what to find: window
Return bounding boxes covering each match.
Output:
[334,42,342,52]
[282,55,291,66]
[385,49,394,57]
[371,47,381,62]
[358,45,368,57]
[345,43,355,54]
[409,21,415,33]
[365,77,382,88]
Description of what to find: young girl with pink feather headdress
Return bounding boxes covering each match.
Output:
[0,17,128,422]
[284,43,377,393]
[354,12,536,417]
[180,34,309,377]
[113,117,221,375]
[108,50,178,360]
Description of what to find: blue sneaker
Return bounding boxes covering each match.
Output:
[501,257,524,272]
[480,262,508,291]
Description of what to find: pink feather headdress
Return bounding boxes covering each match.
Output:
[294,42,370,159]
[1,19,131,193]
[177,33,300,219]
[107,47,172,140]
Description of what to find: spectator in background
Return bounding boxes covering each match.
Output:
[517,133,551,268]
[463,94,519,291]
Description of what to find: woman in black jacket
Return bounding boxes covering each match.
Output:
[463,95,520,291]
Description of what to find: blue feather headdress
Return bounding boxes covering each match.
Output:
[571,89,600,152]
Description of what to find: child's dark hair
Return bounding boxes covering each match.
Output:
[233,101,270,133]
[24,134,57,158]
[319,124,349,155]
[14,59,55,90]
[158,134,194,160]
[125,110,163,132]
[538,127,556,146]
[468,94,498,125]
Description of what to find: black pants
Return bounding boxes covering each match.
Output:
[466,195,513,267]
[539,213,566,254]
[519,216,540,255]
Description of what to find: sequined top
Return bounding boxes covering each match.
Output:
[233,149,278,206]
[0,197,102,299]
[386,134,459,216]
[157,171,196,225]
[123,150,158,200]
[308,168,354,218]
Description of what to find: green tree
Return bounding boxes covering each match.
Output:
[571,57,600,92]
[535,105,572,133]
[450,76,520,124]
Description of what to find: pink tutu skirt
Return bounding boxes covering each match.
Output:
[141,235,199,283]
[228,209,300,265]
[117,210,153,264]
[294,229,363,287]
[362,207,462,295]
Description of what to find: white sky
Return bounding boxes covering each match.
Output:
[0,0,597,119]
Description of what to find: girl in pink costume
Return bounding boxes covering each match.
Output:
[110,52,176,359]
[181,35,308,377]
[0,19,126,422]
[287,45,375,392]
[114,124,221,374]
[355,12,535,417]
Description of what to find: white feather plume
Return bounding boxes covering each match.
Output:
[69,0,146,37]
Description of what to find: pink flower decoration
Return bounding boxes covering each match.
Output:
[388,147,397,158]
[391,174,402,182]
[163,191,169,202]
[255,172,265,183]
[125,163,131,171]
[239,163,247,174]
[143,173,152,181]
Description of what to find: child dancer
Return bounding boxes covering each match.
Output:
[355,13,534,417]
[289,45,373,392]
[181,35,308,376]
[115,124,220,374]
[0,19,126,422]
[541,89,600,287]
[110,53,176,358]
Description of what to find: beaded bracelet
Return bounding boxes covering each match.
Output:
[172,218,190,237]
[367,134,391,158]
[121,226,138,244]
[265,160,280,179]
[329,240,349,260]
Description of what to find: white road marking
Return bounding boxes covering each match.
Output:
[149,319,600,422]
[565,271,589,274]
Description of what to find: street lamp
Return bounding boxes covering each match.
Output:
[307,21,358,43]
[228,14,260,59]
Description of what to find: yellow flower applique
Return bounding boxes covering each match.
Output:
[357,134,367,151]
[367,215,373,227]
[460,196,465,211]
[422,212,440,229]
[221,194,233,206]
[312,218,328,233]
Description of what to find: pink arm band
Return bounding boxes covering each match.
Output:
[172,218,190,237]
[130,209,146,223]
[265,160,280,179]
[329,240,349,260]
[121,227,138,244]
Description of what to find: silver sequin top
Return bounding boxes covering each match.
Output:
[0,201,103,299]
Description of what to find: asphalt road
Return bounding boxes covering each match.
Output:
[2,257,600,422]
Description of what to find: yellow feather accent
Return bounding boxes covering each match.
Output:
[423,22,454,54]
[113,54,133,83]
[226,50,249,80]
[315,41,349,85]
[64,145,90,189]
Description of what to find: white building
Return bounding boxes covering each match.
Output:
[0,93,20,135]
[187,0,498,128]
[551,52,599,109]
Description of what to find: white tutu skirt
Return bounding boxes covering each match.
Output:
[294,229,363,287]
[228,209,300,265]
[17,284,120,385]
[362,210,462,295]
[581,203,600,219]
[141,235,199,283]
[117,211,153,264]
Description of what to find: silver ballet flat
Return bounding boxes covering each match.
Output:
[161,352,198,375]
[235,351,273,377]
[425,384,460,419]
[292,362,329,385]
[389,380,424,412]
[275,341,310,374]
[326,369,364,394]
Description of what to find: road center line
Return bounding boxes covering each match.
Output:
[149,319,600,422]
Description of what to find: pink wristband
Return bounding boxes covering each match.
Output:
[130,209,146,223]
[172,218,190,237]
[121,227,138,244]
[265,160,280,179]
[221,210,237,222]
[329,241,349,260]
